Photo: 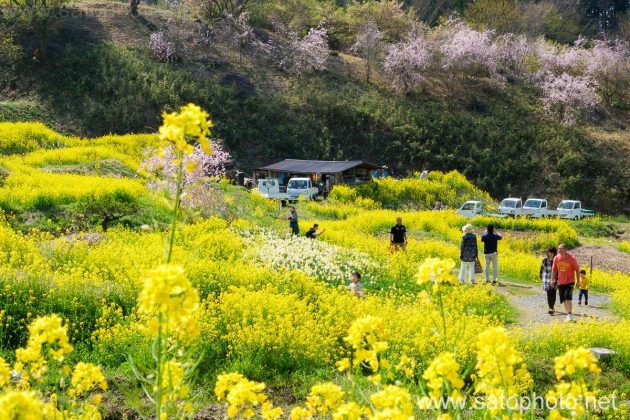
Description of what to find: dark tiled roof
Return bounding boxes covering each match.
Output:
[258,159,381,173]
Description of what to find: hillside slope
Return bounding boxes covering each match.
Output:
[1,1,630,213]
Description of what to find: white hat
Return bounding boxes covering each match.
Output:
[462,224,474,233]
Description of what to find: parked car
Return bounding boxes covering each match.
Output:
[499,198,523,217]
[556,200,595,220]
[256,177,319,201]
[523,198,557,218]
[457,201,506,218]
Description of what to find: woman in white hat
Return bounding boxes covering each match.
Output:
[459,224,478,284]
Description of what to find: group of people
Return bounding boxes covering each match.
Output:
[458,223,503,285]
[540,244,589,322]
[290,206,590,317]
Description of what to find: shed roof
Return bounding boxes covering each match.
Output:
[257,159,381,174]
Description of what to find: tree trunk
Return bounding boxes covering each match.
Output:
[130,0,141,16]
[39,24,49,62]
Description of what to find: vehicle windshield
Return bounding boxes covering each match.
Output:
[461,203,475,210]
[558,201,575,209]
[260,180,276,188]
[524,199,542,208]
[501,199,517,208]
[288,180,308,189]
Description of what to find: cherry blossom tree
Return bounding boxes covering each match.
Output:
[492,33,534,82]
[541,72,600,125]
[584,39,630,107]
[383,31,433,93]
[351,21,383,83]
[140,142,232,215]
[220,12,271,63]
[438,19,497,77]
[279,27,329,75]
[149,32,177,62]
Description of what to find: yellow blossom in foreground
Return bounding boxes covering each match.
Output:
[369,385,414,420]
[343,316,389,373]
[0,390,44,419]
[332,401,365,420]
[159,103,213,155]
[137,264,200,341]
[290,406,313,420]
[15,315,73,383]
[416,258,457,290]
[69,362,108,398]
[422,352,464,401]
[214,372,281,419]
[553,347,601,380]
[306,383,345,415]
[0,357,11,388]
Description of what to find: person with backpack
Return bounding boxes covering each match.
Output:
[481,224,502,285]
[459,224,478,284]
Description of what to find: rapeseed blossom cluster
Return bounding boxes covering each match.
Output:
[158,103,213,156]
[369,385,414,420]
[14,315,73,385]
[215,372,282,419]
[137,264,200,342]
[547,348,602,419]
[418,352,464,408]
[474,327,532,415]
[416,257,458,291]
[339,316,389,379]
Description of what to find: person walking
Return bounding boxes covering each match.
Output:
[288,206,299,236]
[459,224,478,284]
[551,243,580,322]
[540,247,558,314]
[578,269,589,306]
[390,217,407,252]
[480,224,502,285]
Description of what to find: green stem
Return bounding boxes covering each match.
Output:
[166,155,184,264]
[437,290,448,351]
[155,312,164,418]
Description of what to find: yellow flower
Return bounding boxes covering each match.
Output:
[332,402,365,420]
[416,258,457,288]
[69,362,108,398]
[137,264,200,342]
[553,347,601,381]
[290,406,313,420]
[369,385,414,420]
[336,358,351,372]
[0,357,11,388]
[422,352,464,401]
[158,103,213,156]
[215,372,278,419]
[306,383,345,415]
[0,390,44,419]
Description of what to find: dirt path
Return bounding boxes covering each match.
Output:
[495,281,620,327]
[571,244,630,274]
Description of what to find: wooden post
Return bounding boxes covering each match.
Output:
[590,256,593,277]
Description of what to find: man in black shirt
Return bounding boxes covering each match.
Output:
[305,224,325,239]
[390,217,407,251]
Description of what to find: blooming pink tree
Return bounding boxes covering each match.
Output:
[541,73,600,125]
[438,20,497,77]
[351,21,383,83]
[220,12,271,63]
[140,142,232,215]
[279,27,329,75]
[584,39,630,107]
[383,31,433,93]
[492,33,534,82]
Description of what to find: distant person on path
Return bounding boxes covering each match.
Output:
[433,201,443,211]
[288,206,299,236]
[578,269,589,306]
[551,243,580,322]
[420,169,429,180]
[305,224,325,239]
[481,224,502,285]
[390,217,407,252]
[459,224,478,284]
[346,272,365,299]
[540,247,558,315]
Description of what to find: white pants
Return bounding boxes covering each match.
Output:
[459,261,475,283]
[484,252,498,283]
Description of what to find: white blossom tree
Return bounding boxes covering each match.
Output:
[383,31,433,93]
[351,21,383,84]
[438,19,498,77]
[541,73,600,125]
[279,27,330,75]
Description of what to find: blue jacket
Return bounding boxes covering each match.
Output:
[460,233,478,262]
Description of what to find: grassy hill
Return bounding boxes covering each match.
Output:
[2,1,630,213]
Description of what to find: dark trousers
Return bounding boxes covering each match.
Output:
[578,289,588,304]
[290,222,299,236]
[547,287,557,309]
